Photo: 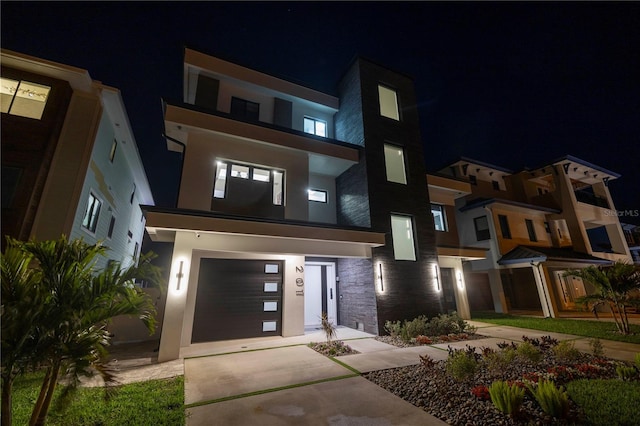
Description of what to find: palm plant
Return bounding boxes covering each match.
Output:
[1,236,163,426]
[320,312,337,344]
[565,261,640,335]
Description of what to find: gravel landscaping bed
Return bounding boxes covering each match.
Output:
[365,337,623,425]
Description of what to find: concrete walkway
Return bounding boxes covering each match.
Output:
[94,322,640,425]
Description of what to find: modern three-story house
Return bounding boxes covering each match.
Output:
[144,48,442,361]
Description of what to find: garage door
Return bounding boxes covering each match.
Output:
[191,259,283,343]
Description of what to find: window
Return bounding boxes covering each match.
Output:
[272,170,283,206]
[431,204,447,231]
[107,215,116,239]
[469,175,477,185]
[308,189,327,203]
[390,214,416,261]
[133,242,139,262]
[109,139,117,163]
[231,164,250,179]
[213,161,228,198]
[130,183,136,204]
[230,97,259,121]
[303,117,327,137]
[492,180,500,191]
[378,84,399,120]
[498,215,511,239]
[383,144,407,184]
[526,219,537,242]
[1,78,51,120]
[474,216,490,241]
[253,168,270,182]
[82,192,102,233]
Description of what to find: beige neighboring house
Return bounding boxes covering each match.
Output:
[1,49,159,343]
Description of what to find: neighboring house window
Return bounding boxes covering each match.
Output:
[82,192,102,233]
[308,189,327,203]
[498,215,512,239]
[109,139,117,163]
[383,144,407,184]
[107,215,116,239]
[474,216,490,241]
[526,219,537,242]
[544,221,551,233]
[133,242,139,263]
[130,183,136,204]
[230,97,259,121]
[303,117,327,137]
[378,84,399,120]
[0,78,51,120]
[492,180,500,191]
[469,175,477,185]
[431,204,447,231]
[390,214,416,261]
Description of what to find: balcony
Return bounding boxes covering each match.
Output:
[575,189,609,209]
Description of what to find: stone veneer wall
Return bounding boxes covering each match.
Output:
[336,257,378,334]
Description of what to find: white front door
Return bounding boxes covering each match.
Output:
[304,263,337,329]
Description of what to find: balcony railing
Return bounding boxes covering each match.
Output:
[575,190,609,209]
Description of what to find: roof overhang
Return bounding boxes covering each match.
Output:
[498,245,613,266]
[437,246,487,260]
[143,207,385,258]
[460,198,561,214]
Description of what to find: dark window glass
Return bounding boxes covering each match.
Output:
[107,215,116,239]
[474,216,490,241]
[1,166,22,208]
[498,215,511,239]
[231,97,259,121]
[526,219,537,242]
[82,193,101,232]
[469,175,477,185]
[492,180,500,190]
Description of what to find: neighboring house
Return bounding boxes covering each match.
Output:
[439,156,632,318]
[144,48,441,361]
[1,49,157,343]
[622,223,640,264]
[427,173,487,319]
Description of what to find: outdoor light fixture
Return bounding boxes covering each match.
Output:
[433,264,440,292]
[377,263,384,292]
[456,270,464,290]
[176,260,184,291]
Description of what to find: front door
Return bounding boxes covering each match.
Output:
[440,268,458,314]
[304,263,337,330]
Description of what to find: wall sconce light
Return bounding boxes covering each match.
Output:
[433,264,440,292]
[456,270,464,290]
[176,260,184,291]
[377,263,384,292]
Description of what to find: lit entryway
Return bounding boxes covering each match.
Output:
[304,262,337,330]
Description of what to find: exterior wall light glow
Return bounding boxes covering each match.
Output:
[433,264,440,292]
[377,263,384,292]
[456,270,464,290]
[175,260,184,291]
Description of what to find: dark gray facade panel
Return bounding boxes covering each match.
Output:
[273,97,293,128]
[336,160,371,228]
[336,258,378,334]
[194,75,220,111]
[335,61,365,147]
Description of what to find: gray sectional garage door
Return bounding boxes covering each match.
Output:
[191,259,283,343]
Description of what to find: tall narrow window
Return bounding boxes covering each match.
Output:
[109,139,117,163]
[383,144,407,184]
[213,161,228,198]
[107,215,116,239]
[526,219,537,242]
[474,216,490,241]
[303,117,327,137]
[378,85,399,120]
[431,204,447,231]
[130,183,136,204]
[82,192,102,233]
[498,215,512,239]
[390,214,416,261]
[272,170,283,205]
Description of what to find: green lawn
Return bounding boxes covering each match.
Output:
[7,371,184,426]
[472,312,640,344]
[567,379,640,425]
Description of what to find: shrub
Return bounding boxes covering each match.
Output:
[635,352,640,370]
[471,385,490,401]
[522,335,558,351]
[446,350,478,381]
[384,320,403,338]
[616,365,637,381]
[488,380,525,416]
[589,338,605,357]
[484,348,516,374]
[553,340,581,362]
[426,312,475,335]
[415,335,432,345]
[419,354,437,368]
[527,379,569,418]
[401,315,430,342]
[516,341,542,363]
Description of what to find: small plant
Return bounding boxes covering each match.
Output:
[553,340,581,362]
[527,379,569,418]
[320,312,337,343]
[547,365,575,383]
[589,338,605,357]
[484,348,516,374]
[516,341,542,363]
[471,385,490,401]
[419,354,437,368]
[384,320,403,338]
[445,350,478,381]
[415,335,432,345]
[488,380,525,417]
[615,365,637,381]
[496,341,519,350]
[522,335,558,351]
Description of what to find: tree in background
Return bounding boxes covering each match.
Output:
[1,237,163,426]
[566,261,640,335]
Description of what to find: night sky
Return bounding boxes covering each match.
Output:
[2,2,639,223]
